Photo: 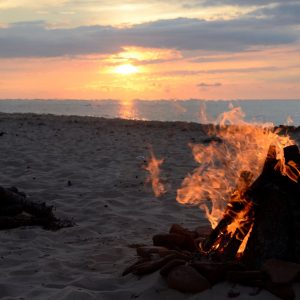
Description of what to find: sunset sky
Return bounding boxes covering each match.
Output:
[0,0,300,100]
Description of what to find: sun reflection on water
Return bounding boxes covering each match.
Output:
[118,100,142,120]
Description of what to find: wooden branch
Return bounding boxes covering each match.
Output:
[0,186,73,230]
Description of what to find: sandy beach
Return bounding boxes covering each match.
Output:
[0,112,299,300]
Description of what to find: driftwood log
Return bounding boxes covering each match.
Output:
[0,186,73,230]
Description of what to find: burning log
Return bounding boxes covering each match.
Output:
[200,144,300,267]
[200,146,277,259]
[0,186,74,230]
[199,169,255,260]
[242,145,300,267]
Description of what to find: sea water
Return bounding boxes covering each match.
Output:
[0,99,299,125]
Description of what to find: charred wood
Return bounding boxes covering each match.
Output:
[201,144,300,266]
[243,145,300,267]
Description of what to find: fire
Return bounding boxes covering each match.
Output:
[226,201,253,239]
[145,149,167,197]
[285,160,300,182]
[237,223,253,255]
[177,106,294,227]
[176,106,296,256]
[143,105,298,258]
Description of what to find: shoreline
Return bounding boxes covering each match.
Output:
[1,111,300,129]
[0,98,299,126]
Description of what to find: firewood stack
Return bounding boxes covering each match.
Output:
[124,144,300,300]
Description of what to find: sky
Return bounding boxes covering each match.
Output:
[0,0,300,100]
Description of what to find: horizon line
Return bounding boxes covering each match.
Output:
[0,98,299,102]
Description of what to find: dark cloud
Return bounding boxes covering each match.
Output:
[162,66,279,76]
[197,82,222,87]
[191,55,246,63]
[203,66,279,74]
[126,18,296,51]
[193,0,297,7]
[252,2,300,25]
[0,21,122,57]
[0,14,298,58]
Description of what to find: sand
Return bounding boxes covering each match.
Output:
[0,112,299,300]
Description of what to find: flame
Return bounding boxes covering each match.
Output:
[176,106,295,230]
[141,105,298,258]
[226,201,253,239]
[283,160,300,183]
[237,223,253,255]
[145,149,167,197]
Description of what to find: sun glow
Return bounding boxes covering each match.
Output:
[114,63,139,75]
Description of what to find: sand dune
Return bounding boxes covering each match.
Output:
[0,113,299,300]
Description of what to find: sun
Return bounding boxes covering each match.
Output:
[114,63,139,75]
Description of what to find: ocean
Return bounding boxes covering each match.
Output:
[0,99,299,126]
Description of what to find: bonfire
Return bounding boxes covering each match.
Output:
[124,107,300,300]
